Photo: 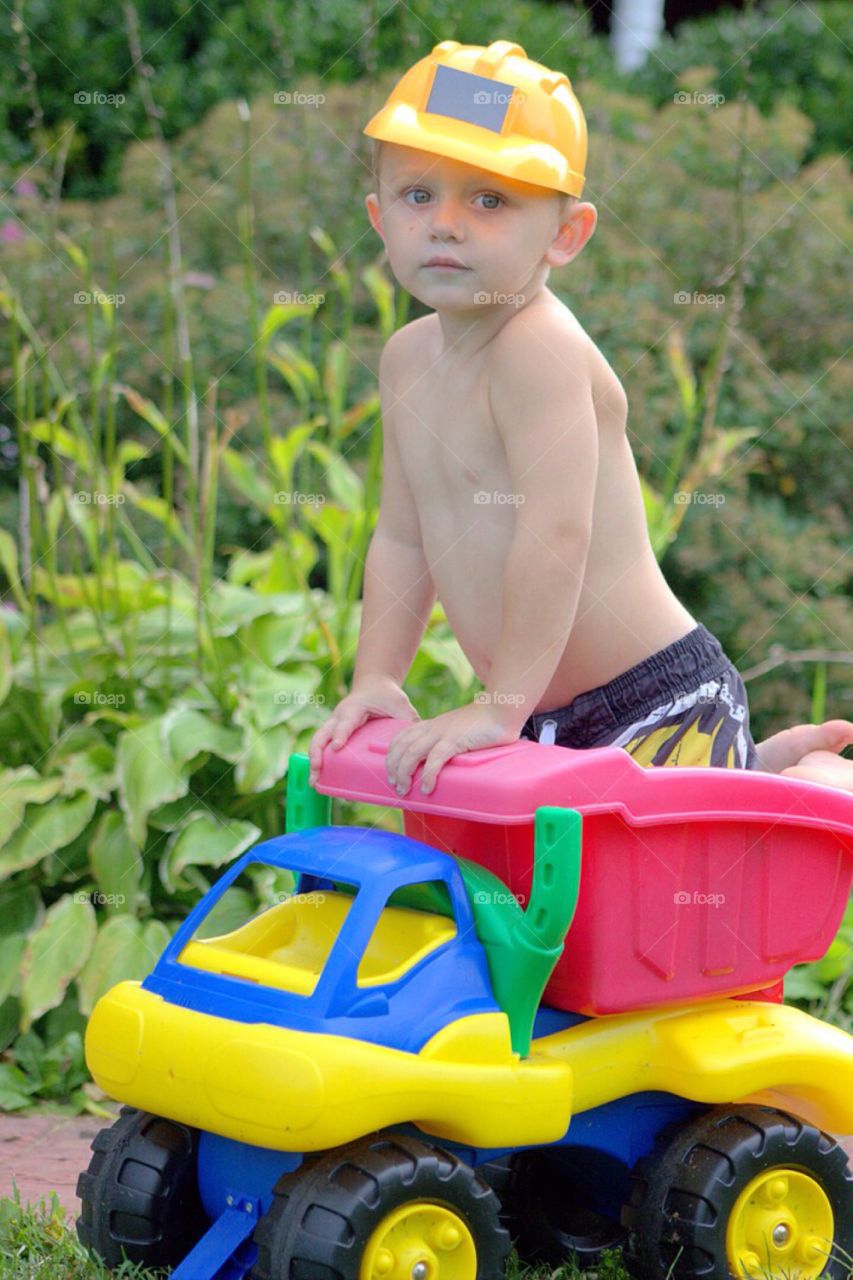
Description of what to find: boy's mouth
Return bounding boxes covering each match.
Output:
[424,256,469,270]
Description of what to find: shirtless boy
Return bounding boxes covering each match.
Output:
[309,40,853,797]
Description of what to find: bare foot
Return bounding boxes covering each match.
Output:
[779,750,853,793]
[754,719,853,773]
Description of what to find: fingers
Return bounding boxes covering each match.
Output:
[419,744,454,795]
[387,724,436,795]
[308,722,334,785]
[309,704,376,784]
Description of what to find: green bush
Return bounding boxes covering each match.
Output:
[1,0,849,201]
[0,11,849,1102]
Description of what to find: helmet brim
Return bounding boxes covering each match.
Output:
[364,106,585,198]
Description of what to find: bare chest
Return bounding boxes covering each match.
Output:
[393,362,515,546]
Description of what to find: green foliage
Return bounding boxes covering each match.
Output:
[0,5,849,1107]
[0,1195,633,1280]
[1,0,847,207]
[786,898,853,1031]
[0,247,468,1101]
[0,1188,159,1279]
[626,0,852,165]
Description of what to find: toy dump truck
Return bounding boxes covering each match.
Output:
[77,719,853,1279]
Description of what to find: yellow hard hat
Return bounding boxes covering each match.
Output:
[363,40,587,198]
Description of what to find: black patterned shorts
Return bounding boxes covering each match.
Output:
[519,624,759,769]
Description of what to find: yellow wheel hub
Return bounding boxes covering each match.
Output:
[359,1201,477,1279]
[726,1167,834,1279]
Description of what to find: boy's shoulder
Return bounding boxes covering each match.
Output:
[487,295,594,387]
[379,314,437,382]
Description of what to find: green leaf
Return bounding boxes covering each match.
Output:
[0,616,11,707]
[341,392,381,439]
[117,718,190,846]
[58,742,116,801]
[266,347,320,410]
[88,810,142,913]
[159,813,261,894]
[0,935,25,1004]
[205,582,287,637]
[0,1063,34,1110]
[28,419,91,468]
[56,230,87,270]
[194,886,255,940]
[117,385,189,465]
[322,341,350,427]
[304,440,363,510]
[77,916,158,1016]
[242,613,305,667]
[268,421,321,496]
[232,662,323,733]
[784,965,827,1003]
[259,301,317,349]
[162,706,243,769]
[234,723,295,794]
[0,792,96,880]
[360,264,396,340]
[123,483,193,552]
[19,895,97,1030]
[221,446,276,511]
[0,768,65,846]
[0,998,20,1053]
[0,529,28,610]
[0,881,42,935]
[118,439,149,469]
[416,630,479,695]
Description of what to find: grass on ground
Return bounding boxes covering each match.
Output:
[0,1185,631,1279]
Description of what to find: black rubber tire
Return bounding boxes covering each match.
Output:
[76,1105,208,1271]
[250,1131,511,1279]
[479,1150,626,1267]
[622,1104,853,1279]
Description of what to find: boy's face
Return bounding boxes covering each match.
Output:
[365,142,596,310]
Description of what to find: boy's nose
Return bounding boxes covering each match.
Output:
[428,199,464,239]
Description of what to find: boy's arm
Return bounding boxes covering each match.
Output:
[482,319,598,728]
[352,331,438,689]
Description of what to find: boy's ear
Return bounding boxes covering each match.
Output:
[547,201,597,268]
[365,193,385,244]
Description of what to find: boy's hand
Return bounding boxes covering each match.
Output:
[308,675,420,786]
[385,701,522,797]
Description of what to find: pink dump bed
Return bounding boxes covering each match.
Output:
[315,719,853,1015]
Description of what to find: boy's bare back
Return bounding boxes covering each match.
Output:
[383,289,695,713]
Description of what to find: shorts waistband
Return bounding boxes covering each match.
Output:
[524,623,733,744]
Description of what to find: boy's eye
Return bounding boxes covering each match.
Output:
[476,193,504,210]
[404,188,431,205]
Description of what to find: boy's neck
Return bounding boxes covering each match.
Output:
[432,268,554,362]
